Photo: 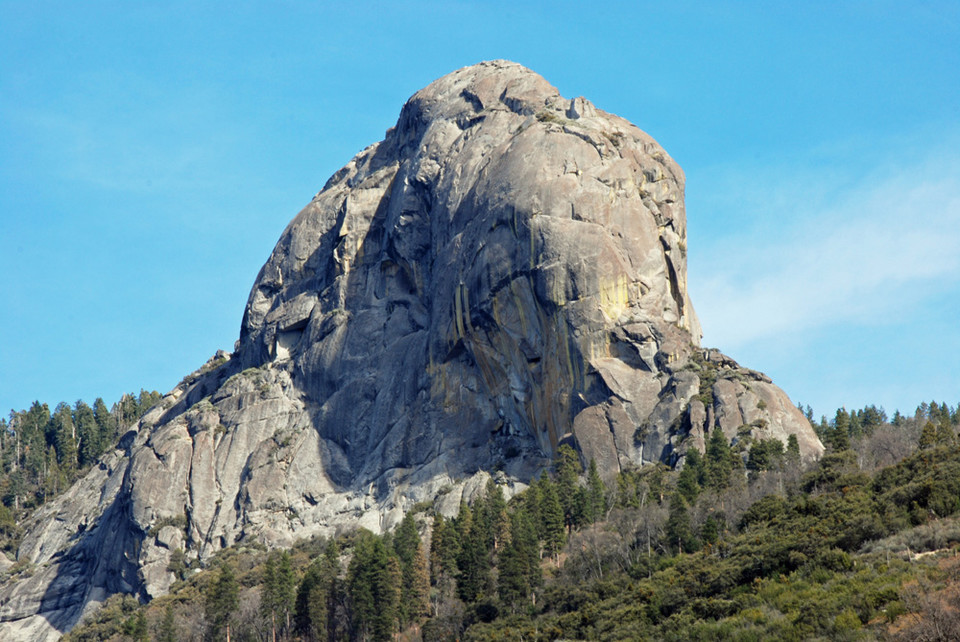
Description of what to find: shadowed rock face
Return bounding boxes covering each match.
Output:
[0,61,822,640]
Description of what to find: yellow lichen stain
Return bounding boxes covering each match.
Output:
[559,319,575,386]
[551,270,566,307]
[510,280,529,337]
[454,283,466,340]
[529,221,536,270]
[598,274,630,321]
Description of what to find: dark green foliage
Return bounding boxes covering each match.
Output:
[393,513,430,626]
[498,509,541,612]
[555,444,582,527]
[205,563,239,641]
[677,449,702,504]
[166,548,190,582]
[296,540,340,642]
[157,604,177,642]
[456,510,491,603]
[1,391,158,553]
[786,433,801,466]
[123,609,148,642]
[61,400,960,642]
[74,400,100,468]
[262,549,296,637]
[51,402,77,474]
[585,459,607,523]
[538,475,566,561]
[347,529,401,641]
[704,427,734,491]
[665,492,699,554]
[747,437,785,474]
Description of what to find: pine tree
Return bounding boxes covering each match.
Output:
[485,479,510,551]
[832,408,852,451]
[263,550,296,638]
[538,475,565,564]
[936,421,956,446]
[704,428,733,491]
[93,397,118,445]
[585,459,607,524]
[677,450,702,504]
[497,509,541,612]
[124,610,148,642]
[158,604,178,642]
[407,542,431,626]
[74,400,100,467]
[50,402,78,475]
[701,515,720,546]
[919,421,938,450]
[429,512,448,586]
[348,531,401,641]
[296,542,339,642]
[205,563,239,641]
[392,513,430,626]
[456,514,490,603]
[665,493,699,555]
[786,433,801,467]
[555,444,582,528]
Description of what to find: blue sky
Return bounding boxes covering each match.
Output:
[1,1,958,420]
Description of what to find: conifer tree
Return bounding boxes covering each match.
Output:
[786,434,801,467]
[936,421,956,446]
[677,450,702,504]
[704,428,733,491]
[585,459,607,523]
[296,542,339,642]
[407,542,431,626]
[51,402,78,475]
[392,513,430,626]
[538,475,565,564]
[497,509,540,611]
[485,479,510,551]
[919,421,938,450]
[93,397,118,445]
[832,408,852,451]
[456,515,490,603]
[124,610,148,642]
[158,604,178,642]
[429,512,447,586]
[665,493,699,555]
[74,400,100,467]
[348,531,401,641]
[205,563,239,641]
[555,444,582,528]
[263,550,296,638]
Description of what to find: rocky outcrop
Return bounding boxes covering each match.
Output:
[0,61,822,640]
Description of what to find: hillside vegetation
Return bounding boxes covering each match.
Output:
[50,401,960,640]
[0,390,161,554]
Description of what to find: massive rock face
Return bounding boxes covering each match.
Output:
[0,61,822,640]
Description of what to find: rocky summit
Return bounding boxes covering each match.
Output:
[0,61,822,640]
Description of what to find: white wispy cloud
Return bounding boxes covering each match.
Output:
[689,144,960,351]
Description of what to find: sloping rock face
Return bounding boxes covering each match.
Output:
[0,61,822,640]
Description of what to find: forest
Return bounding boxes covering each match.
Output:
[0,389,161,553]
[32,399,960,641]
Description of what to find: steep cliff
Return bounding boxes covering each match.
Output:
[0,61,822,640]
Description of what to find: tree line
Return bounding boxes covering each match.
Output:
[0,390,161,552]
